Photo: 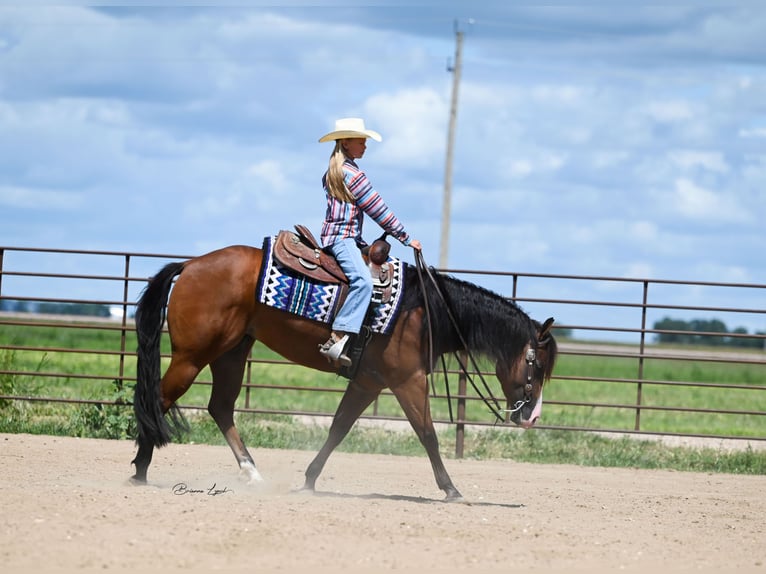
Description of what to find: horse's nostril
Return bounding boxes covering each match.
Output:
[521,416,539,429]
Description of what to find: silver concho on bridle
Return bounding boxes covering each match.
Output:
[506,345,537,414]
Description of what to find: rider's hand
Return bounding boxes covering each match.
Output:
[409,239,423,252]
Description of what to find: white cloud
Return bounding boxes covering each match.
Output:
[739,127,766,138]
[642,100,695,122]
[622,262,654,279]
[690,262,752,284]
[0,186,84,210]
[672,178,749,222]
[508,160,533,177]
[669,150,729,173]
[247,160,289,193]
[530,84,584,104]
[629,221,659,242]
[185,190,243,219]
[503,151,567,180]
[364,87,448,168]
[591,151,630,169]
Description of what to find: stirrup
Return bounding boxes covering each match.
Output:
[318,334,351,367]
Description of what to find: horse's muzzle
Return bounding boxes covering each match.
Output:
[511,392,543,428]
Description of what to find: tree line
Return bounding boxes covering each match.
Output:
[653,317,765,349]
[0,299,112,317]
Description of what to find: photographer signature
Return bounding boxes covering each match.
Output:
[172,482,233,496]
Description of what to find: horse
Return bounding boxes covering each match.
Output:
[131,243,558,501]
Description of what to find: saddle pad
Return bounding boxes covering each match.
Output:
[256,236,406,335]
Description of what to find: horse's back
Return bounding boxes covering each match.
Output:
[184,244,263,284]
[167,245,264,341]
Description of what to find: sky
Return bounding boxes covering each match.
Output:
[1,3,765,340]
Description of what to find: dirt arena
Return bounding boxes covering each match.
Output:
[1,433,764,572]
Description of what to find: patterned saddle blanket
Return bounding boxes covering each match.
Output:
[256,235,406,335]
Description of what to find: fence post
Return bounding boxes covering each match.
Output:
[118,254,131,384]
[635,280,649,430]
[455,350,468,458]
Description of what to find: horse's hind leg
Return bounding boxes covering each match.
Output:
[302,380,380,492]
[132,359,200,483]
[208,336,263,484]
[131,437,154,484]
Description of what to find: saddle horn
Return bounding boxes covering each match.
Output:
[368,233,391,265]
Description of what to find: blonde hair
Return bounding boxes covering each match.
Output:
[325,141,355,203]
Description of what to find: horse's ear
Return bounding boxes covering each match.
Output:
[539,317,555,341]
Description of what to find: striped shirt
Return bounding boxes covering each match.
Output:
[320,158,410,248]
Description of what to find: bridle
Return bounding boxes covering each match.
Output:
[506,345,538,415]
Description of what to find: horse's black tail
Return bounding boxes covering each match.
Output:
[133,261,188,448]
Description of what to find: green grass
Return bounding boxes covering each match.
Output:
[543,351,765,437]
[1,322,765,474]
[183,413,766,474]
[3,405,763,475]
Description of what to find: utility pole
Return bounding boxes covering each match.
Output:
[439,20,466,269]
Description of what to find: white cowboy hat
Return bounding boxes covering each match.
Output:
[318,117,382,143]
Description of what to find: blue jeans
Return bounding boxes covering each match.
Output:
[327,237,373,334]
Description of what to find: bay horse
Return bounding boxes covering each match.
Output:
[131,243,557,501]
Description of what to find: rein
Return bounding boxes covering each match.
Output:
[414,251,505,423]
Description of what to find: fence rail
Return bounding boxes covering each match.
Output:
[1,245,764,454]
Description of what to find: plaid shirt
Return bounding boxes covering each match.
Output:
[320,158,410,248]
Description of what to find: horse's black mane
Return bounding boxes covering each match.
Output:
[402,264,539,368]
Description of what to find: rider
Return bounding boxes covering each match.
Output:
[317,117,422,366]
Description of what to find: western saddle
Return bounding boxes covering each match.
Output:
[272,224,395,304]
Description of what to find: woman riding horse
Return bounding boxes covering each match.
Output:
[317,117,422,366]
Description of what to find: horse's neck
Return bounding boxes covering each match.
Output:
[436,279,532,361]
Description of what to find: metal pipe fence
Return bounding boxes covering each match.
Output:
[1,245,764,454]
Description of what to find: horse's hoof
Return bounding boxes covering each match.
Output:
[292,481,317,495]
[238,461,264,484]
[128,475,147,486]
[292,486,315,496]
[444,491,465,503]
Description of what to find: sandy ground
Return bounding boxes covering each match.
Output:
[1,433,764,573]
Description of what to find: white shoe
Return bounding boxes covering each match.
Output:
[318,334,351,366]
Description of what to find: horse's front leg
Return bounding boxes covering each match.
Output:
[302,379,380,492]
[391,374,463,502]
